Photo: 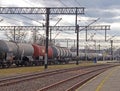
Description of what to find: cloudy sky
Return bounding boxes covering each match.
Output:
[0,0,120,48]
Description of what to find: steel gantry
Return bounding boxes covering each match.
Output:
[0,7,85,68]
[0,7,84,14]
[0,25,110,31]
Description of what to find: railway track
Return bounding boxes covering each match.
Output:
[36,65,115,91]
[0,64,118,91]
[0,64,103,86]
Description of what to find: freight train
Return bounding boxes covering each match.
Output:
[0,40,72,68]
[0,40,108,68]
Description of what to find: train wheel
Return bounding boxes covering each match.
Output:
[15,61,20,67]
[6,62,11,68]
[1,64,5,68]
[24,61,30,66]
[0,63,2,68]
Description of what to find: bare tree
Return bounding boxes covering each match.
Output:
[4,30,28,43]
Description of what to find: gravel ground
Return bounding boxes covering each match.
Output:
[0,64,111,91]
[0,70,84,91]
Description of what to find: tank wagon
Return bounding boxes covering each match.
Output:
[0,40,72,68]
[71,52,104,61]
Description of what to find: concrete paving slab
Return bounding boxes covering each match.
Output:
[76,66,120,91]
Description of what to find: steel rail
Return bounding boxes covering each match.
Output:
[0,64,106,87]
[37,65,116,91]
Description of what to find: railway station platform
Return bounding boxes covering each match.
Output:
[77,65,120,91]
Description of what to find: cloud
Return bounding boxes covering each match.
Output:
[0,0,120,47]
[0,0,43,7]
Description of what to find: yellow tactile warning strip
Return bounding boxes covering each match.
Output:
[76,66,119,91]
[95,67,118,91]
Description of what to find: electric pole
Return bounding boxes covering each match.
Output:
[110,40,113,61]
[75,7,79,65]
[45,8,50,69]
